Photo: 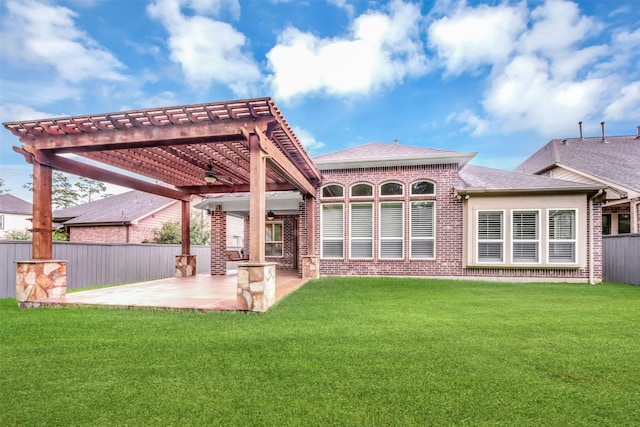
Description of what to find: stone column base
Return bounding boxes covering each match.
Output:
[237,262,276,312]
[302,255,320,280]
[175,255,197,277]
[16,260,67,308]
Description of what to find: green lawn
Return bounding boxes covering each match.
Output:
[1,277,639,426]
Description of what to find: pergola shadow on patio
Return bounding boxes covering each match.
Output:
[4,97,322,312]
[40,269,308,312]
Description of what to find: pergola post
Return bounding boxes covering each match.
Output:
[237,133,276,311]
[16,161,67,307]
[175,199,196,277]
[301,195,319,280]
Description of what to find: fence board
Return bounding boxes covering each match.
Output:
[0,241,212,298]
[603,234,640,285]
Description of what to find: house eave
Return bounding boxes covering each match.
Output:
[315,152,477,170]
[455,185,605,197]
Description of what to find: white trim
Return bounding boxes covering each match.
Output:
[409,200,436,260]
[511,209,541,265]
[320,203,344,259]
[349,182,374,199]
[379,201,404,260]
[265,221,284,258]
[410,179,436,196]
[349,202,374,260]
[379,181,404,198]
[476,210,505,264]
[546,208,579,265]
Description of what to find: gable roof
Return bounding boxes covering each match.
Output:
[514,134,640,192]
[457,165,603,195]
[53,190,176,225]
[313,142,476,169]
[0,194,33,214]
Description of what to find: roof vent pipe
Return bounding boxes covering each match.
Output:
[601,121,607,143]
[579,121,583,139]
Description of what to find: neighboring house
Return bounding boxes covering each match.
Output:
[0,194,33,238]
[198,141,603,282]
[515,129,640,235]
[54,191,182,243]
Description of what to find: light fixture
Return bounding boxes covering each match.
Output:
[266,210,275,220]
[204,164,217,184]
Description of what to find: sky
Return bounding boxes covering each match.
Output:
[1,0,639,201]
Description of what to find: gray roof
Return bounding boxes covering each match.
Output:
[457,165,602,194]
[0,194,32,214]
[515,135,640,192]
[314,142,476,169]
[54,190,176,225]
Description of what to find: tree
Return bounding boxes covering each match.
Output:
[190,212,211,245]
[153,214,211,245]
[23,172,79,209]
[0,177,10,194]
[153,221,181,244]
[75,177,107,204]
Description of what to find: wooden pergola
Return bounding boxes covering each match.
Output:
[4,97,322,309]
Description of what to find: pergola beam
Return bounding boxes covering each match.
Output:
[20,117,272,152]
[176,182,296,194]
[14,146,190,201]
[253,127,316,196]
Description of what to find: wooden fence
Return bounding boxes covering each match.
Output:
[0,241,212,298]
[602,234,640,285]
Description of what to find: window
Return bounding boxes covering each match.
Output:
[380,182,403,196]
[350,183,373,197]
[265,222,283,257]
[0,214,4,230]
[350,203,373,258]
[548,209,576,263]
[411,180,435,196]
[380,202,403,258]
[602,214,611,235]
[411,201,435,259]
[512,211,539,263]
[321,204,344,258]
[618,214,631,234]
[477,211,504,263]
[322,184,344,198]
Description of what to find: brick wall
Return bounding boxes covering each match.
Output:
[317,164,465,276]
[210,210,226,275]
[70,226,128,243]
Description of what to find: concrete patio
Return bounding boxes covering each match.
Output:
[41,269,308,312]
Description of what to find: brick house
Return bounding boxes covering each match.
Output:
[53,190,183,243]
[198,141,604,283]
[516,127,640,235]
[0,194,33,238]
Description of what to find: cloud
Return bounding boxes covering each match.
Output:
[0,104,56,123]
[428,2,526,75]
[147,0,260,95]
[0,0,125,83]
[292,126,326,153]
[429,0,639,137]
[266,0,430,101]
[604,81,640,121]
[327,0,355,19]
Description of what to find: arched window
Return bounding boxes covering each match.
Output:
[380,182,404,196]
[350,183,373,197]
[410,180,435,196]
[322,184,344,198]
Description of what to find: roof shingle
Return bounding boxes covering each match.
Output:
[0,194,33,215]
[515,135,640,192]
[54,191,176,225]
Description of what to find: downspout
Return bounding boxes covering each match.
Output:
[589,189,604,285]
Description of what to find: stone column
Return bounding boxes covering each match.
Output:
[237,262,276,312]
[302,255,320,280]
[175,255,197,277]
[16,260,67,308]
